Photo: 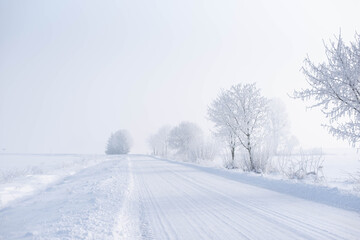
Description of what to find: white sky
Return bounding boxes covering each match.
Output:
[1,0,360,154]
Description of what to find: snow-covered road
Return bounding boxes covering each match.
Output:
[1,155,360,239]
[130,156,360,240]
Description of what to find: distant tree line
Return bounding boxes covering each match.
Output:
[111,31,360,175]
[148,83,294,173]
[148,122,218,162]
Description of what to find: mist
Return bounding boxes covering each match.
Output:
[1,0,360,154]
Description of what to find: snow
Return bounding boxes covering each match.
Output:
[320,148,360,191]
[132,156,360,239]
[0,155,129,239]
[0,154,109,209]
[1,154,360,239]
[265,148,360,195]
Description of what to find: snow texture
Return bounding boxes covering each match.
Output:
[1,154,360,239]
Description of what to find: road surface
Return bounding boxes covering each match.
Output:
[1,155,360,239]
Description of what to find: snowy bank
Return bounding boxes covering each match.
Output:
[154,156,360,212]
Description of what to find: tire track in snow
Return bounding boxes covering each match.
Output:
[160,164,308,239]
[163,161,358,240]
[176,168,358,240]
[132,157,255,239]
[155,168,249,240]
[130,156,360,240]
[163,165,322,239]
[135,161,177,239]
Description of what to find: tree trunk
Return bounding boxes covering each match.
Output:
[247,134,255,172]
[231,147,235,161]
[231,146,235,168]
[248,147,254,172]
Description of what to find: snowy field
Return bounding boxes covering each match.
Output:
[319,148,360,192]
[200,148,360,195]
[269,148,360,194]
[0,154,110,209]
[0,154,129,239]
[1,153,360,239]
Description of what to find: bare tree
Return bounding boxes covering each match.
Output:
[294,33,360,147]
[208,83,269,172]
[105,130,133,154]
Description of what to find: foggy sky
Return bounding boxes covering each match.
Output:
[1,0,360,154]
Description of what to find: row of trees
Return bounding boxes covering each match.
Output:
[148,85,291,172]
[148,122,217,162]
[111,32,360,174]
[149,32,360,173]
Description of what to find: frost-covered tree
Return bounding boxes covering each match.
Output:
[294,33,360,147]
[105,130,133,154]
[148,126,171,156]
[168,122,204,161]
[208,91,238,167]
[208,83,269,172]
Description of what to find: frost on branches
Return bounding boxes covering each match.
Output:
[294,33,360,147]
[208,83,269,172]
